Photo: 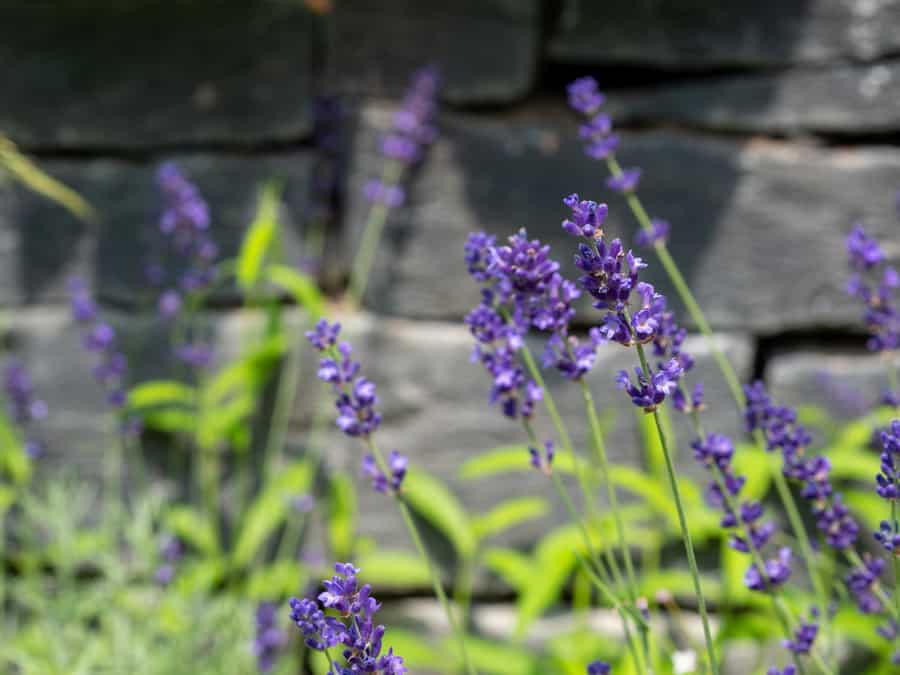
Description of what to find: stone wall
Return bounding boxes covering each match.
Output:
[3,0,900,594]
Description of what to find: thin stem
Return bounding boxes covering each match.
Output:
[604,155,832,640]
[581,380,639,592]
[453,553,476,633]
[634,343,719,675]
[366,437,478,675]
[262,322,305,482]
[349,161,404,302]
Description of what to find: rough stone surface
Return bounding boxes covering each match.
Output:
[767,348,888,420]
[0,153,316,306]
[0,2,314,148]
[343,101,900,333]
[549,0,900,68]
[293,311,753,566]
[608,59,900,134]
[328,0,540,104]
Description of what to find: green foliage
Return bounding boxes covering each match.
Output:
[472,497,549,541]
[403,467,477,558]
[237,182,281,292]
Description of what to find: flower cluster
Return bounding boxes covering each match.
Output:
[846,224,899,352]
[561,194,689,411]
[744,381,858,549]
[254,602,287,673]
[529,440,555,475]
[366,66,439,208]
[153,163,218,368]
[306,319,408,495]
[3,360,47,458]
[288,563,406,674]
[783,609,820,655]
[845,554,885,614]
[307,319,382,439]
[690,433,788,591]
[878,420,900,503]
[586,661,611,675]
[68,278,140,434]
[154,534,183,586]
[362,451,408,495]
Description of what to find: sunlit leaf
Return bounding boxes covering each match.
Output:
[482,547,533,592]
[402,467,476,558]
[355,550,433,589]
[327,474,357,560]
[127,380,196,409]
[164,505,219,556]
[237,182,281,291]
[266,264,325,319]
[472,497,549,541]
[0,135,95,221]
[232,460,312,567]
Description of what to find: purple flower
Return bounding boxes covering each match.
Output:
[767,666,797,675]
[308,323,382,438]
[615,359,682,412]
[744,381,858,550]
[673,382,704,414]
[175,343,214,370]
[561,194,608,239]
[846,224,900,352]
[529,440,554,475]
[586,662,611,675]
[567,77,605,115]
[783,609,819,654]
[744,547,792,591]
[607,168,641,193]
[254,602,287,673]
[362,450,408,495]
[364,179,406,208]
[290,494,315,513]
[845,555,885,614]
[3,360,47,459]
[158,290,182,319]
[289,563,406,674]
[154,534,183,586]
[875,519,900,552]
[635,219,670,248]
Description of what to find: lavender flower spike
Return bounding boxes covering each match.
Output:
[288,562,406,674]
[254,602,287,673]
[3,360,47,458]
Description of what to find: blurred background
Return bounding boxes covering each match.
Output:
[3,1,900,672]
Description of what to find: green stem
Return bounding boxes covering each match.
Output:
[366,437,478,675]
[454,553,476,633]
[634,343,719,675]
[349,161,404,302]
[581,380,639,593]
[605,155,832,643]
[262,322,305,482]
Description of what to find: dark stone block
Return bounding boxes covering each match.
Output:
[549,0,900,68]
[343,101,900,333]
[328,0,540,104]
[609,59,900,134]
[0,1,314,148]
[0,152,316,306]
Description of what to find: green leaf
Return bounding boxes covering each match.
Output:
[141,408,197,434]
[458,445,530,479]
[457,636,537,675]
[376,629,445,672]
[266,264,324,319]
[355,550,433,589]
[327,474,357,560]
[844,489,887,531]
[472,497,549,541]
[402,467,476,558]
[731,443,773,501]
[482,547,533,591]
[0,484,16,515]
[0,135,95,222]
[515,525,582,636]
[608,465,679,527]
[0,411,30,484]
[171,557,228,594]
[237,182,281,291]
[827,451,881,482]
[127,380,197,409]
[164,506,219,556]
[232,460,312,567]
[196,390,256,451]
[246,560,308,600]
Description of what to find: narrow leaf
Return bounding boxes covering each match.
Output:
[237,182,281,291]
[164,506,219,556]
[355,550,432,588]
[472,497,549,541]
[127,380,196,409]
[266,264,325,319]
[402,467,477,558]
[482,547,533,591]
